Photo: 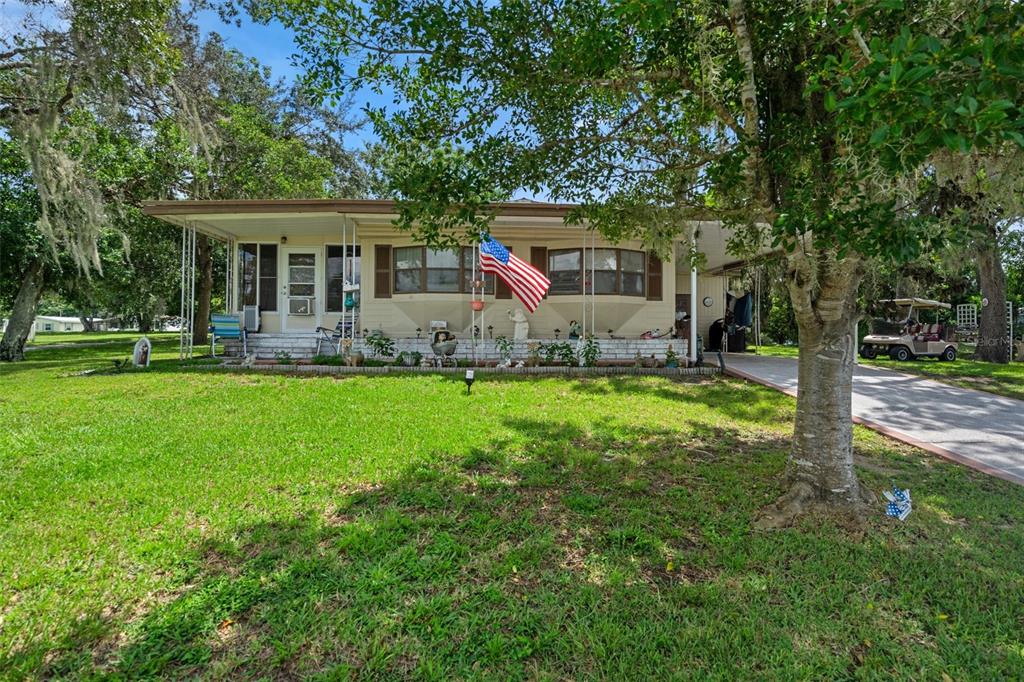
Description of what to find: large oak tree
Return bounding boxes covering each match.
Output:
[254,0,1023,520]
[0,0,177,360]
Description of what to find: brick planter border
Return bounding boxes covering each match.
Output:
[187,363,721,378]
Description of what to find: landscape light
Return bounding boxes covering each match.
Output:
[464,369,475,395]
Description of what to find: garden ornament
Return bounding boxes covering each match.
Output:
[883,487,912,521]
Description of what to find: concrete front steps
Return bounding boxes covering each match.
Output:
[224,333,320,360]
[225,334,688,363]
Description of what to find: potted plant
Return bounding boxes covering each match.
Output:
[664,344,679,368]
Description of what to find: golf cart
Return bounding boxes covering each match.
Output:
[859,298,958,362]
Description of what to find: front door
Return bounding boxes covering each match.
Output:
[280,248,321,333]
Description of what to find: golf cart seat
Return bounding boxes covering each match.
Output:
[915,323,942,342]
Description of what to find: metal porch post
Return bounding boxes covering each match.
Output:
[179,225,187,359]
[689,227,699,364]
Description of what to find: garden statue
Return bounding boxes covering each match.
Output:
[525,341,542,367]
[341,338,364,367]
[507,308,529,341]
[568,320,582,339]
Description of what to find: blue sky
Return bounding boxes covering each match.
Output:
[195,9,300,82]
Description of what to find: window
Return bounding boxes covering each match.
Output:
[326,245,361,312]
[621,250,646,296]
[287,253,315,297]
[238,243,278,311]
[394,246,423,293]
[239,243,257,306]
[586,249,619,294]
[391,246,495,294]
[426,248,460,292]
[44,323,54,331]
[548,249,582,294]
[549,248,647,296]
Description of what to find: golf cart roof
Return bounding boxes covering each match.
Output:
[879,298,952,310]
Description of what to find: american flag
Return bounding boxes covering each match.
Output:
[479,236,550,312]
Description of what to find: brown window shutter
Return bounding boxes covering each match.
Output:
[530,246,548,298]
[374,245,392,298]
[495,246,513,299]
[646,252,663,301]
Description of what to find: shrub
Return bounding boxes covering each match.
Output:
[494,335,514,363]
[543,341,575,365]
[579,335,601,367]
[311,354,344,366]
[275,350,293,365]
[765,295,798,345]
[364,330,395,358]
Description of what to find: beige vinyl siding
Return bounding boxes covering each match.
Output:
[358,230,675,338]
[228,224,735,339]
[676,271,727,342]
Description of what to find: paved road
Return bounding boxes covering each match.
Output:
[718,353,1024,485]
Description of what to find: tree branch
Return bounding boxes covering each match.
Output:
[727,0,769,211]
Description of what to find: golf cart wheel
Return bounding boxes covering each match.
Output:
[859,345,877,360]
[890,346,912,362]
[939,346,957,362]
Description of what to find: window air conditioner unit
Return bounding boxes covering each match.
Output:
[289,298,315,315]
[243,305,261,332]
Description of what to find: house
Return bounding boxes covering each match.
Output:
[33,316,112,333]
[143,199,761,361]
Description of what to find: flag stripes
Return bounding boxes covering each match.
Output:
[479,236,551,312]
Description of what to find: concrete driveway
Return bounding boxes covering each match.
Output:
[718,353,1024,485]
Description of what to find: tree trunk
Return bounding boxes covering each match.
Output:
[0,260,46,362]
[192,235,213,347]
[138,314,152,333]
[80,315,96,332]
[759,248,870,527]
[975,235,1009,364]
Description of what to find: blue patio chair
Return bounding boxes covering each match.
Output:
[210,313,246,357]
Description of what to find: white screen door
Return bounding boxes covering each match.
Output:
[280,248,320,332]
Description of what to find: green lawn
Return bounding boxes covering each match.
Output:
[2,341,1023,679]
[755,343,1024,401]
[28,330,180,346]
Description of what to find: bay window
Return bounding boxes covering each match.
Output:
[548,247,647,296]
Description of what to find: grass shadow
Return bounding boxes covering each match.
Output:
[13,415,1024,679]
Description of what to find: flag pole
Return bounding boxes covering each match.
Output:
[581,224,586,343]
[478,238,485,351]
